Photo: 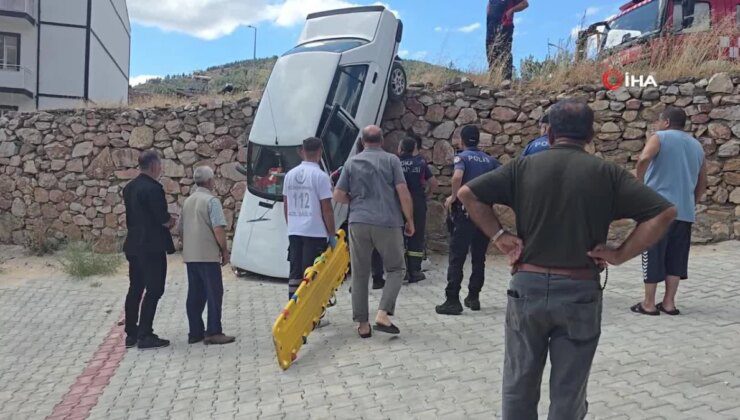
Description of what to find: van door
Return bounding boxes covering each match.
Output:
[318,104,360,226]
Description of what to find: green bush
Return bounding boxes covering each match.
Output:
[59,242,123,279]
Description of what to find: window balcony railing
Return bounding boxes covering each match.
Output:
[0,0,36,21]
[0,65,35,97]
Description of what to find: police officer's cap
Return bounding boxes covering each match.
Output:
[461,125,480,146]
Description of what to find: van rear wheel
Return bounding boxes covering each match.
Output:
[388,62,407,102]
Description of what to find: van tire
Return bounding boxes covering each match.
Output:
[388,62,407,102]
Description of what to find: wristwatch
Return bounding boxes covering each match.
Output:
[492,228,507,243]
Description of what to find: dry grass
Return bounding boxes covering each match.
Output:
[58,241,123,279]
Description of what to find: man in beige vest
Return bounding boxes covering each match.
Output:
[180,166,235,345]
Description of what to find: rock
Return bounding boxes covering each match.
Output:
[707,122,732,139]
[625,99,642,110]
[425,104,445,123]
[718,140,740,158]
[706,73,733,94]
[23,160,37,174]
[220,162,245,182]
[713,187,729,204]
[590,100,609,111]
[129,126,154,149]
[724,158,740,172]
[162,159,185,178]
[34,188,49,203]
[213,136,238,151]
[177,151,198,166]
[165,119,184,134]
[405,98,425,116]
[66,158,84,172]
[230,181,247,201]
[482,119,503,135]
[679,82,695,96]
[197,122,216,135]
[411,120,431,136]
[432,121,456,139]
[490,107,518,122]
[619,140,644,152]
[16,128,42,144]
[601,122,621,133]
[432,140,455,165]
[455,108,478,125]
[73,215,91,226]
[641,88,660,101]
[729,188,740,204]
[709,105,740,121]
[86,147,115,179]
[11,198,26,217]
[71,141,94,157]
[0,142,18,157]
[38,173,57,188]
[623,127,644,140]
[725,172,740,186]
[111,149,140,168]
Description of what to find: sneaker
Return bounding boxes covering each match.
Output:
[372,278,385,290]
[137,335,170,350]
[464,295,481,311]
[435,299,463,315]
[188,336,204,344]
[407,271,426,284]
[125,336,137,348]
[204,334,236,345]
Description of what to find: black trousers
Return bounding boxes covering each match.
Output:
[125,252,167,339]
[288,235,328,298]
[445,211,490,299]
[372,196,428,278]
[486,21,514,80]
[186,262,224,339]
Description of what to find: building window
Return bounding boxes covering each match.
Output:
[673,1,711,32]
[0,33,20,70]
[0,105,18,117]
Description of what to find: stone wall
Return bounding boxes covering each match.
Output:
[1,73,739,252]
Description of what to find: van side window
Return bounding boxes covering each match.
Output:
[320,107,359,172]
[326,65,368,118]
[674,1,711,31]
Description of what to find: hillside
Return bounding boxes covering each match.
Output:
[132,57,465,96]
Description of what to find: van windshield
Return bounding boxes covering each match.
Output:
[247,143,302,200]
[604,0,660,49]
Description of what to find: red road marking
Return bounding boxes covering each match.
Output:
[47,316,126,420]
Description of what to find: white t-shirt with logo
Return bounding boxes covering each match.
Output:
[283,161,333,238]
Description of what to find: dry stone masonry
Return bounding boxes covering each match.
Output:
[1,73,739,252]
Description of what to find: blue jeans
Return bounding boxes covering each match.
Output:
[186,262,224,338]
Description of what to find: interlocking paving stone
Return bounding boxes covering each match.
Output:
[0,242,739,419]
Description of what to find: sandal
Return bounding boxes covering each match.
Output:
[630,303,659,316]
[358,327,372,339]
[656,303,680,316]
[374,322,400,335]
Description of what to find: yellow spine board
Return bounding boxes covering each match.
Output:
[272,230,350,370]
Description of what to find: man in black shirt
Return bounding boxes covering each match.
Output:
[458,100,677,419]
[123,150,176,350]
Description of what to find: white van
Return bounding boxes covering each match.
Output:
[232,6,406,278]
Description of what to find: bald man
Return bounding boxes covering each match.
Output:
[334,126,415,338]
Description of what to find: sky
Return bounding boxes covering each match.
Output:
[129,0,625,86]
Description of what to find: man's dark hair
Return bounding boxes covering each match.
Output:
[362,126,383,144]
[548,100,594,142]
[660,106,687,129]
[400,138,417,154]
[461,125,480,146]
[138,149,161,170]
[302,137,322,153]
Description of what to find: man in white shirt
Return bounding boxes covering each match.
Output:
[283,137,337,299]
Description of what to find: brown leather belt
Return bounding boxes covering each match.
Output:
[512,263,599,281]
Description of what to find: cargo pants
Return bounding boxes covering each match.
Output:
[503,272,603,420]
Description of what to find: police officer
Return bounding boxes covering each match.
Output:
[436,125,500,315]
[521,113,550,157]
[372,138,438,287]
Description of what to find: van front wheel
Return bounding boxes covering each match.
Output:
[388,62,407,102]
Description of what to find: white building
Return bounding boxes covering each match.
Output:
[0,0,130,114]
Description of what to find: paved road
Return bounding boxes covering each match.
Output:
[1,241,739,419]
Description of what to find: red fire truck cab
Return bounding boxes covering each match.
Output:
[577,0,739,63]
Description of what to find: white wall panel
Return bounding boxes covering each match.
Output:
[110,0,130,32]
[38,25,85,97]
[40,0,87,26]
[88,37,127,105]
[91,0,129,76]
[38,96,85,110]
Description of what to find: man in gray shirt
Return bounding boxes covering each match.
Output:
[334,126,415,338]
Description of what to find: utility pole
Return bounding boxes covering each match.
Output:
[247,25,257,60]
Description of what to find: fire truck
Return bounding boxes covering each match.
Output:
[577,0,739,63]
